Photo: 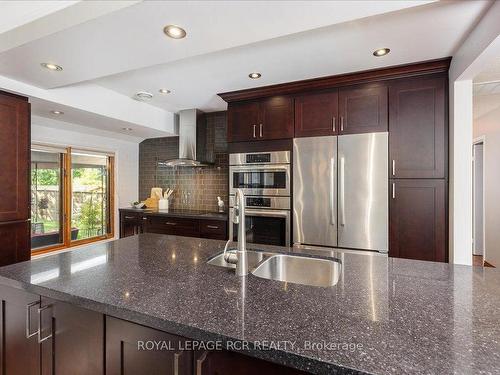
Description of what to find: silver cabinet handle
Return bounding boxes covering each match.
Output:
[124,216,135,219]
[339,156,345,226]
[37,305,53,343]
[26,301,40,338]
[206,225,219,229]
[142,217,147,220]
[392,183,396,199]
[392,160,396,176]
[259,123,263,137]
[173,351,183,375]
[330,157,335,226]
[196,351,209,375]
[340,116,344,132]
[253,124,256,138]
[332,117,336,132]
[165,222,177,226]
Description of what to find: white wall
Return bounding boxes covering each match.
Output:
[473,95,500,266]
[31,115,140,240]
[448,1,500,265]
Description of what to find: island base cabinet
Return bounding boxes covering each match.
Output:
[0,285,40,375]
[106,316,193,375]
[196,350,308,375]
[40,297,104,375]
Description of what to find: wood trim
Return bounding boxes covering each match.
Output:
[0,90,28,101]
[65,148,72,247]
[218,57,451,102]
[108,156,115,239]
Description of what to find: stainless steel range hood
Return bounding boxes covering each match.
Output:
[157,109,214,167]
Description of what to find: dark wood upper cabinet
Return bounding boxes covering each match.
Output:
[294,90,338,137]
[338,84,388,134]
[389,179,446,262]
[106,316,192,375]
[0,91,30,266]
[227,101,260,142]
[389,75,447,179]
[0,92,30,222]
[258,96,294,140]
[227,96,293,142]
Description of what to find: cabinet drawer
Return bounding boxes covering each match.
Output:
[200,220,227,240]
[121,212,145,223]
[146,216,199,237]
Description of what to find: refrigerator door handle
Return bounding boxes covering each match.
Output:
[330,157,335,226]
[340,156,345,226]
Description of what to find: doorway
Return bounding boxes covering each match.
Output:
[472,138,485,266]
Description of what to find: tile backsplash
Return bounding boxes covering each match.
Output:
[139,111,228,212]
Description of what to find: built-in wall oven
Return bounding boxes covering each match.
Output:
[229,151,291,247]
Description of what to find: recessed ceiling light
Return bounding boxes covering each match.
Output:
[122,127,133,131]
[373,48,390,57]
[134,91,154,101]
[159,88,171,94]
[163,25,186,39]
[50,110,64,115]
[41,62,63,71]
[248,72,261,79]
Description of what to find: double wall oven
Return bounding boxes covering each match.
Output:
[229,151,291,247]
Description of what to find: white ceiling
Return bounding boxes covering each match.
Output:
[96,0,491,113]
[0,0,492,138]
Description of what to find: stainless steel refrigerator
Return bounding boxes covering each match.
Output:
[293,133,388,252]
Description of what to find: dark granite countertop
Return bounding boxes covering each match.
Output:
[0,234,499,374]
[119,207,228,221]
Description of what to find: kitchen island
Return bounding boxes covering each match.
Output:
[0,233,499,374]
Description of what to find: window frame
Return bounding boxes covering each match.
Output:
[31,145,115,255]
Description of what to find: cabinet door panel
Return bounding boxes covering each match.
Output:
[146,216,199,237]
[0,220,30,266]
[0,285,40,375]
[227,101,259,142]
[259,96,294,140]
[199,219,227,240]
[41,297,104,375]
[339,84,387,134]
[106,316,192,375]
[0,94,30,222]
[389,179,446,262]
[389,76,446,178]
[294,91,338,137]
[196,350,307,375]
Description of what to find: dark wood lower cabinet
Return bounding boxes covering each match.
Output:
[0,285,40,375]
[41,297,104,375]
[119,210,228,241]
[196,350,307,375]
[389,179,447,262]
[106,316,192,375]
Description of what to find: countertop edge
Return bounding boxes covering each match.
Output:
[0,275,369,375]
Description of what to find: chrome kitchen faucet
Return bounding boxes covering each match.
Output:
[224,188,248,276]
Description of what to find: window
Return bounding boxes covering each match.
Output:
[30,145,114,253]
[31,147,65,249]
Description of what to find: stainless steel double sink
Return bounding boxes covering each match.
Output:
[207,250,341,287]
